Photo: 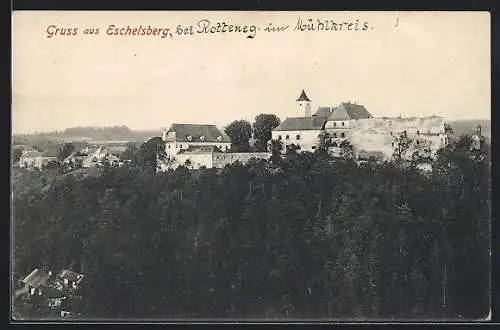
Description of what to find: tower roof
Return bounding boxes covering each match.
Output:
[296,89,311,102]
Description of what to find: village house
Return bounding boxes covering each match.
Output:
[80,146,129,168]
[20,269,52,297]
[56,269,84,291]
[62,147,90,169]
[19,147,59,169]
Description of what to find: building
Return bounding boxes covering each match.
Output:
[160,123,258,170]
[349,116,448,161]
[163,123,232,157]
[80,146,129,168]
[271,89,450,163]
[56,269,84,291]
[321,102,373,147]
[161,145,269,170]
[271,90,327,153]
[20,269,52,296]
[19,148,59,169]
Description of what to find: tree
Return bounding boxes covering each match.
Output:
[137,137,166,173]
[392,131,412,161]
[121,142,140,162]
[12,147,23,164]
[253,114,281,151]
[269,139,283,165]
[224,120,252,152]
[339,140,354,160]
[314,131,333,158]
[58,143,75,161]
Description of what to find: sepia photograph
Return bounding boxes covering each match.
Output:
[11,11,491,322]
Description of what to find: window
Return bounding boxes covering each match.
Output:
[341,133,345,138]
[312,146,316,150]
[200,136,205,141]
[180,144,183,149]
[333,122,337,127]
[333,133,337,138]
[417,130,420,136]
[168,145,170,149]
[278,135,282,140]
[296,134,301,140]
[285,135,290,140]
[390,132,393,136]
[217,136,223,142]
[341,122,345,126]
[225,146,229,150]
[176,144,179,148]
[187,135,192,141]
[416,140,420,145]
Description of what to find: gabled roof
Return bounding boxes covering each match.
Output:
[296,89,311,102]
[165,124,231,143]
[313,107,334,117]
[328,103,372,121]
[22,269,50,288]
[21,150,43,158]
[177,145,223,154]
[273,116,327,131]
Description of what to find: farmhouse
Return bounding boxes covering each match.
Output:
[19,148,59,169]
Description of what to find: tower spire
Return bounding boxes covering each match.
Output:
[296,89,311,102]
[296,89,312,117]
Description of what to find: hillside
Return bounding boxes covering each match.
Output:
[12,126,160,146]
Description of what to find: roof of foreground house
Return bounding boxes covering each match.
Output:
[165,124,231,143]
[273,116,327,131]
[21,269,51,288]
[21,150,43,158]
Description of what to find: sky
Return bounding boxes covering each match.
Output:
[12,11,490,134]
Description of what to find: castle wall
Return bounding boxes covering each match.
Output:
[212,152,270,168]
[349,117,448,160]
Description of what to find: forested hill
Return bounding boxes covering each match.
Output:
[12,137,490,320]
[12,126,160,144]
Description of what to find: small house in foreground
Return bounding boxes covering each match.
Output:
[21,269,51,296]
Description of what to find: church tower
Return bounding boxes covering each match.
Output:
[296,89,311,117]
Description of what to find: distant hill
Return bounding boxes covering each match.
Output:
[12,126,161,146]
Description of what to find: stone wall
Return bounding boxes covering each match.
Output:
[349,117,448,160]
[212,152,270,168]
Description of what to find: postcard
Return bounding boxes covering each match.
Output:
[11,11,491,322]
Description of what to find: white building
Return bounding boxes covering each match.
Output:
[271,89,450,162]
[162,123,232,157]
[271,90,326,153]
